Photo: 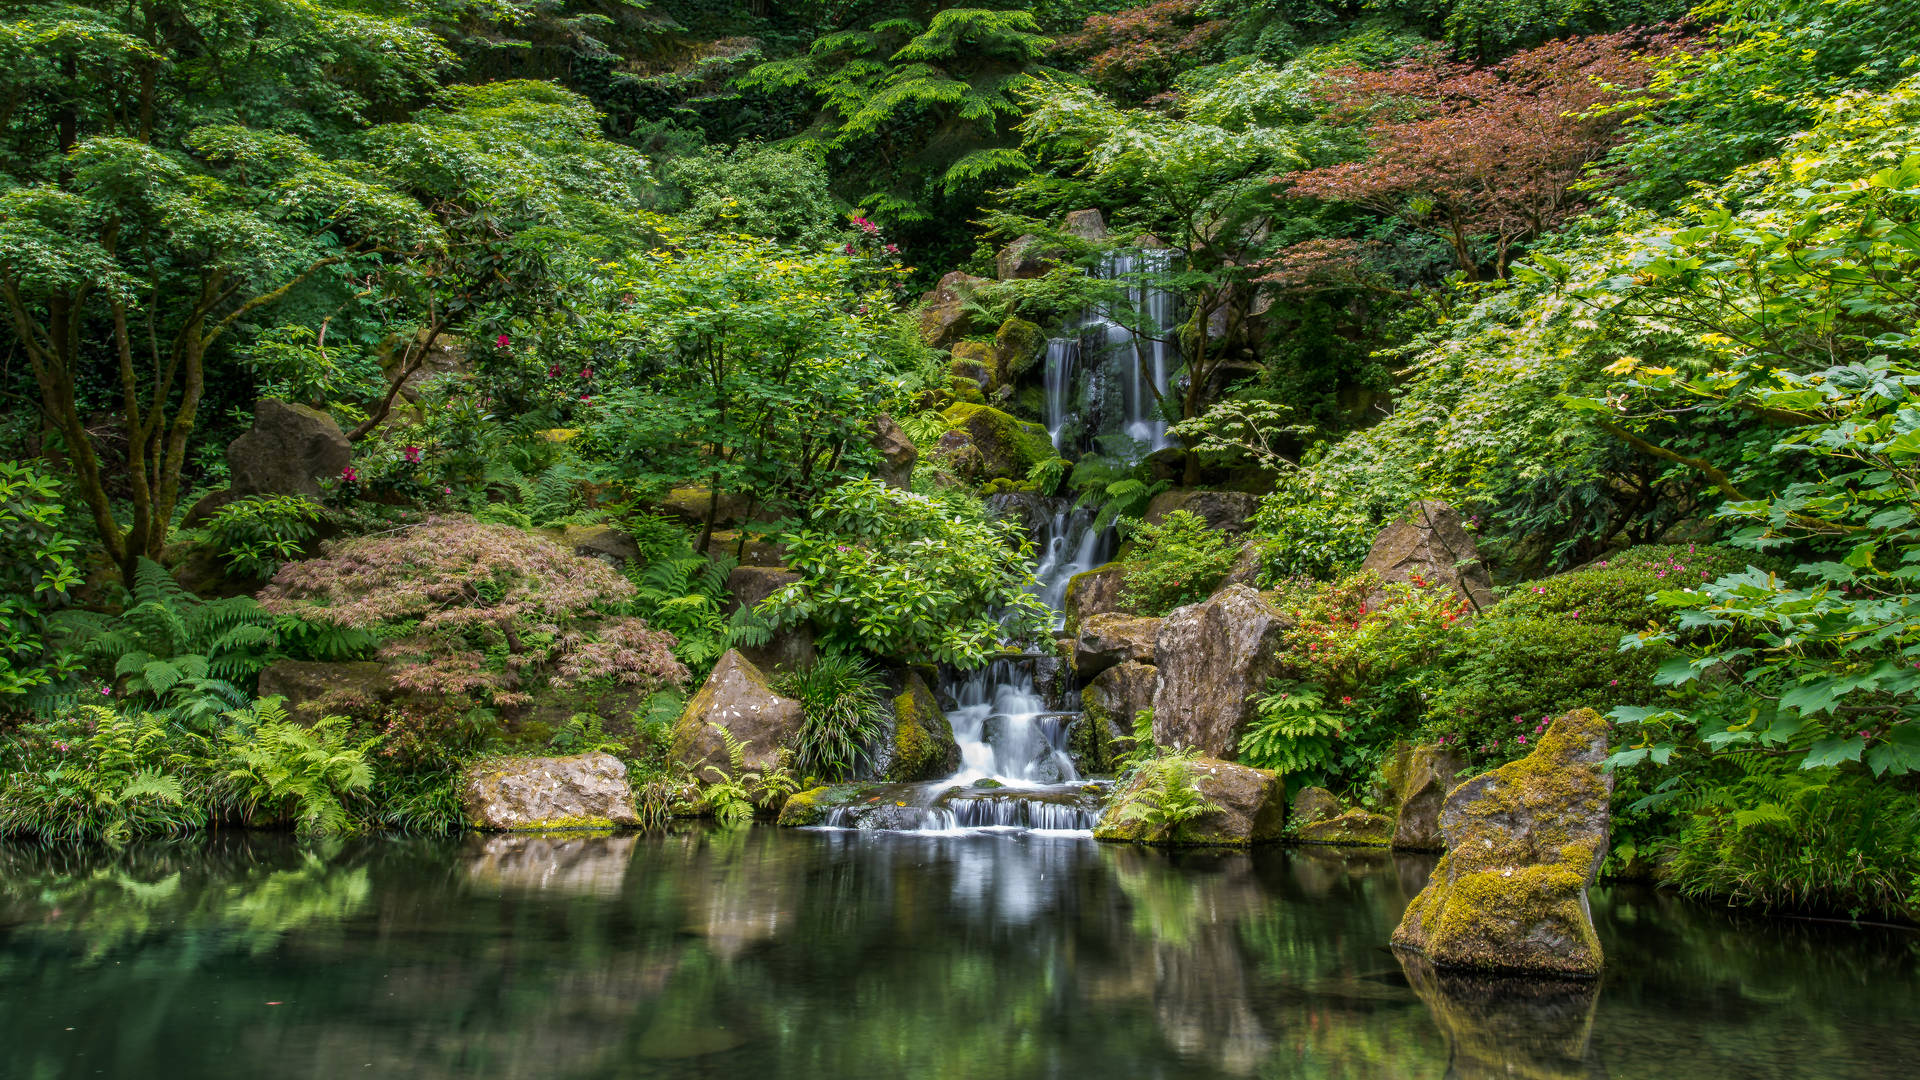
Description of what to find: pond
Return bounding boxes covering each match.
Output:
[1,828,1915,1079]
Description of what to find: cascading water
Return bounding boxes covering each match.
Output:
[817,245,1176,836]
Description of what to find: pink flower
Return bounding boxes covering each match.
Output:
[1609,679,1618,686]
[1516,735,1528,745]
[580,367,593,380]
[579,394,591,402]
[548,365,561,378]
[843,243,856,255]
[99,687,111,696]
[341,465,359,484]
[403,445,422,464]
[884,243,899,254]
[496,333,511,349]
[443,486,453,495]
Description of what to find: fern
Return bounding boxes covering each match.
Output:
[626,535,737,672]
[699,724,800,826]
[1117,747,1222,842]
[218,700,375,836]
[1240,683,1346,778]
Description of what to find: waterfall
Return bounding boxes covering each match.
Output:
[1044,336,1079,452]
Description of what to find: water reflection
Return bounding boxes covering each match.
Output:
[0,830,1916,1079]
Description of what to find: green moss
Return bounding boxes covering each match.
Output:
[776,782,890,826]
[940,402,1053,479]
[1293,807,1395,846]
[886,674,958,782]
[995,316,1045,379]
[1093,756,1285,847]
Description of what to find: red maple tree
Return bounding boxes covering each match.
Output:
[1285,30,1685,280]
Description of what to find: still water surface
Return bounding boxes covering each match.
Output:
[1,828,1915,1079]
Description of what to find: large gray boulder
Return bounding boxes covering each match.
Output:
[460,753,638,831]
[228,399,352,500]
[1094,755,1284,846]
[1064,208,1109,240]
[1361,500,1496,614]
[1073,612,1161,679]
[1150,585,1292,757]
[1393,709,1613,977]
[670,650,805,775]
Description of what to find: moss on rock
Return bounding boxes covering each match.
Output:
[939,402,1053,480]
[886,672,961,782]
[1392,708,1613,977]
[1294,807,1396,846]
[1093,755,1285,847]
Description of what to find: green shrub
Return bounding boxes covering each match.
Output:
[1659,765,1920,922]
[1116,509,1239,616]
[1491,543,1749,627]
[1424,614,1664,766]
[217,698,375,835]
[776,653,891,781]
[1248,475,1395,581]
[205,495,323,579]
[0,460,82,711]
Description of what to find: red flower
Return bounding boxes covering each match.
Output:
[402,445,422,464]
[843,243,856,255]
[1340,695,1352,705]
[496,333,511,349]
[340,465,358,484]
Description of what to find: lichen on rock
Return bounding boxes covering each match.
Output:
[460,752,638,831]
[1391,708,1613,977]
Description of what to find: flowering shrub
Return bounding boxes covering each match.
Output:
[262,516,686,705]
[1491,544,1749,628]
[1116,509,1239,616]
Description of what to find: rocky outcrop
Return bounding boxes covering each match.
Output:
[1392,708,1613,977]
[1150,585,1292,757]
[1361,500,1496,614]
[670,650,805,775]
[1143,489,1261,534]
[460,753,639,830]
[1388,742,1466,852]
[703,530,787,567]
[1295,808,1395,846]
[658,487,757,529]
[880,672,960,782]
[1074,660,1156,773]
[1063,562,1127,633]
[867,414,917,489]
[726,567,800,616]
[1073,612,1161,679]
[939,402,1053,480]
[1214,540,1266,592]
[1094,755,1285,846]
[916,270,986,347]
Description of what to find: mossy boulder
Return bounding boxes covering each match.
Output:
[939,402,1053,480]
[917,270,986,347]
[1093,756,1285,847]
[1290,786,1340,826]
[670,650,804,776]
[776,782,893,826]
[1295,807,1395,846]
[1388,741,1467,852]
[995,317,1046,381]
[460,753,638,831]
[881,672,961,782]
[1142,489,1260,534]
[1392,708,1613,978]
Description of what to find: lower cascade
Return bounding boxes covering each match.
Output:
[814,500,1114,835]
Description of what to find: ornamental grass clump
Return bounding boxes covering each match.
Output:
[262,516,686,706]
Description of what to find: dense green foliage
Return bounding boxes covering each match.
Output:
[1115,509,1238,614]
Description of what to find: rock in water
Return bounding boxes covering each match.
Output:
[1073,612,1161,679]
[1290,786,1341,826]
[1150,585,1292,757]
[1390,742,1466,852]
[1360,500,1496,614]
[880,672,961,782]
[228,399,352,500]
[1094,755,1285,846]
[1295,808,1395,846]
[1392,708,1613,977]
[671,650,804,775]
[461,753,638,830]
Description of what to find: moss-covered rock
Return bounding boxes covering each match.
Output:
[1294,808,1395,846]
[917,270,986,347]
[1063,561,1127,634]
[460,752,638,831]
[1093,755,1284,847]
[1073,660,1156,774]
[1389,742,1466,852]
[776,782,900,826]
[939,402,1053,480]
[883,672,961,782]
[1290,786,1340,826]
[1073,612,1161,678]
[995,317,1046,380]
[1392,708,1613,977]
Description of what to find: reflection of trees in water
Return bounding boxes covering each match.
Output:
[6,834,1920,1079]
